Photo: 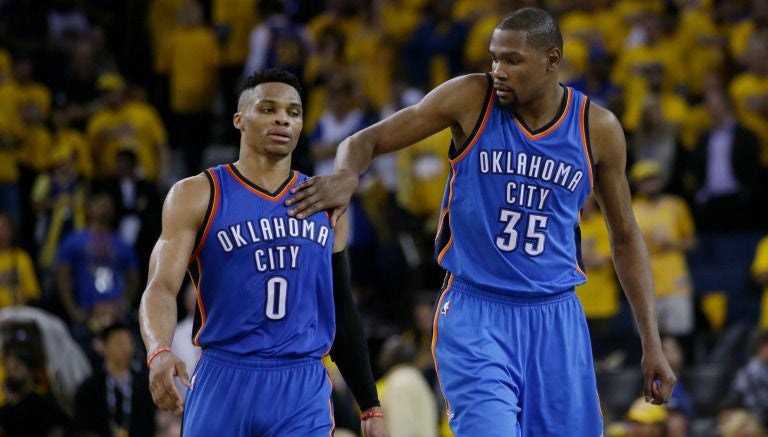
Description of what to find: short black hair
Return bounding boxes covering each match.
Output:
[239,68,302,98]
[98,321,132,342]
[497,7,563,53]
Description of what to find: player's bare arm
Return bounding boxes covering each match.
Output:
[139,174,209,415]
[589,102,676,405]
[285,73,489,223]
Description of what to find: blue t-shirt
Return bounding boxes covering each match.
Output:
[55,229,138,308]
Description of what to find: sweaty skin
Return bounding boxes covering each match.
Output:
[285,28,676,405]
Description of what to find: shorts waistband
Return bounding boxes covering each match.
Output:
[201,348,322,370]
[447,275,575,306]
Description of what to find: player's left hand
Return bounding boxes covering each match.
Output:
[361,416,389,437]
[641,345,677,405]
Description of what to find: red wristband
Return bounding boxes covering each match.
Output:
[146,346,171,368]
[361,408,384,421]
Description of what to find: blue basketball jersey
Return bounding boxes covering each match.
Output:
[435,79,594,295]
[188,164,335,358]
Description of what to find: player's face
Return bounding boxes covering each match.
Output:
[488,29,554,110]
[234,83,303,159]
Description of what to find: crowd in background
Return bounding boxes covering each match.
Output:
[0,0,767,435]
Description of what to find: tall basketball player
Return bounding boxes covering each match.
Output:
[139,69,387,437]
[285,8,676,437]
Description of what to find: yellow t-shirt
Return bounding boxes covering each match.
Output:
[680,104,711,151]
[610,41,682,91]
[633,196,695,298]
[451,0,491,22]
[54,128,92,179]
[576,211,619,319]
[212,0,257,66]
[16,82,51,118]
[16,125,52,171]
[622,80,688,132]
[729,19,755,62]
[396,129,451,219]
[753,237,768,328]
[379,1,424,46]
[729,72,768,166]
[147,0,186,72]
[0,248,41,307]
[346,20,394,110]
[161,26,220,114]
[463,15,499,72]
[0,80,21,183]
[87,102,167,180]
[676,8,725,97]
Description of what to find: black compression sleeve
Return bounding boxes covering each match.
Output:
[329,250,380,411]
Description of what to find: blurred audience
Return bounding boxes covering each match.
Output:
[0,1,766,434]
[576,195,620,361]
[0,212,40,307]
[727,331,768,426]
[719,408,768,437]
[688,86,761,232]
[631,161,696,351]
[0,336,70,437]
[74,321,155,437]
[376,335,438,437]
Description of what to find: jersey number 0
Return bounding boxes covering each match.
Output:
[265,277,288,320]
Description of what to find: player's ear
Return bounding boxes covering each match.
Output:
[233,112,243,131]
[547,48,561,70]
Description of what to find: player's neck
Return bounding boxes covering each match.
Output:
[233,154,293,192]
[515,83,565,131]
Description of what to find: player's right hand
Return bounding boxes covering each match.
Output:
[148,352,190,415]
[362,416,389,437]
[285,170,358,227]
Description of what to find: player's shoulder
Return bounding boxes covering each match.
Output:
[164,172,212,219]
[171,172,211,195]
[586,100,625,164]
[425,73,491,124]
[438,73,490,97]
[586,99,621,131]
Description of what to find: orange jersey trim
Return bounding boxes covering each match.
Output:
[435,165,458,265]
[450,94,495,165]
[191,257,207,346]
[578,96,594,190]
[190,168,221,262]
[575,210,588,277]
[431,274,454,414]
[512,87,573,140]
[225,164,298,201]
[436,79,494,257]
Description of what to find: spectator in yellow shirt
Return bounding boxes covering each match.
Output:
[753,236,768,329]
[212,0,257,138]
[631,161,696,341]
[729,32,768,168]
[31,145,86,269]
[87,73,169,182]
[0,51,22,223]
[0,213,40,307]
[575,195,619,359]
[159,0,220,175]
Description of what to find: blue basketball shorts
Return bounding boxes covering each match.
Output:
[182,349,334,437]
[432,274,603,437]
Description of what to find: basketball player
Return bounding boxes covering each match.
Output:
[138,69,387,437]
[286,8,676,436]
